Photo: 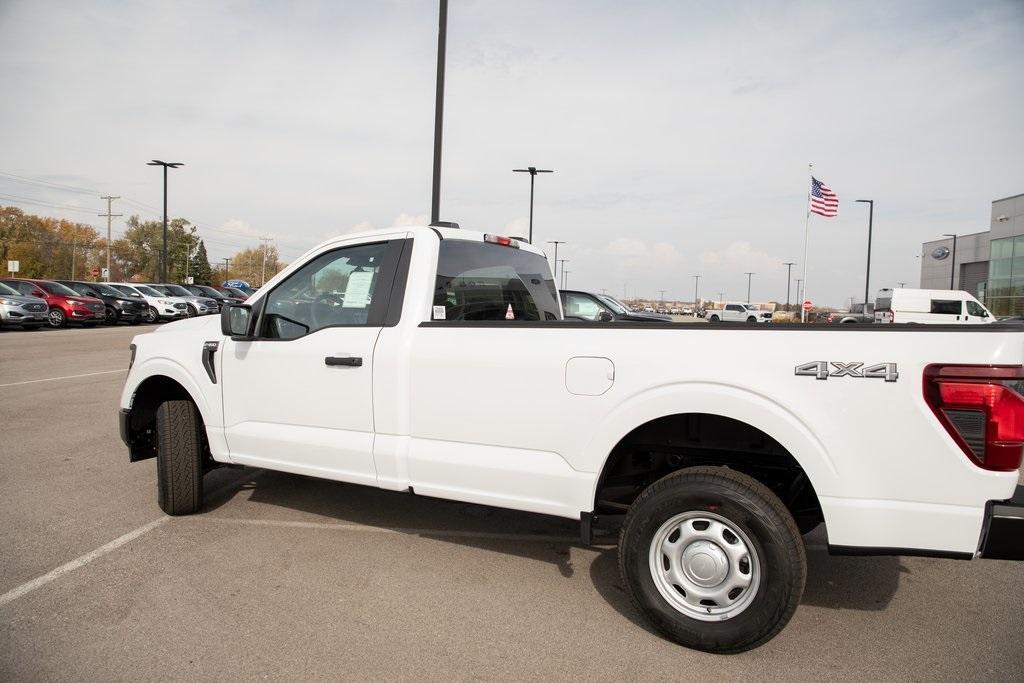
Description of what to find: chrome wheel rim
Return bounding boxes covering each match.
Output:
[146,307,157,322]
[648,511,760,621]
[48,310,63,327]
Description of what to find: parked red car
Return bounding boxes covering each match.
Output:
[0,278,105,328]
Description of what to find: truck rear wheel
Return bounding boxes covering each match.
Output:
[618,466,805,653]
[155,399,204,515]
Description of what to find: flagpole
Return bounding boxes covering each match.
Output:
[800,163,812,323]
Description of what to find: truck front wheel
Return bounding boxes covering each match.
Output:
[155,399,204,515]
[618,466,805,653]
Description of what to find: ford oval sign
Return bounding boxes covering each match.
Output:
[931,246,950,260]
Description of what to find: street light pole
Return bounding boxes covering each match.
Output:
[562,271,570,289]
[557,259,568,288]
[692,274,701,306]
[513,167,553,243]
[546,240,565,284]
[430,0,448,225]
[745,272,755,303]
[783,262,796,307]
[855,199,874,306]
[943,233,958,289]
[795,279,802,303]
[146,160,183,282]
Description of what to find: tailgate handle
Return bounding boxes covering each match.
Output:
[325,356,363,367]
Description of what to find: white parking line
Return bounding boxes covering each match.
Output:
[0,470,261,608]
[0,517,169,608]
[0,368,127,388]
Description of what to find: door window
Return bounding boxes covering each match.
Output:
[260,241,391,339]
[930,300,962,315]
[726,304,744,312]
[965,301,988,317]
[563,292,607,321]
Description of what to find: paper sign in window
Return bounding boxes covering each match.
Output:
[342,271,374,308]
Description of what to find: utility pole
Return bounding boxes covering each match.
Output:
[259,237,273,286]
[782,262,796,308]
[562,271,570,289]
[745,272,755,303]
[513,167,554,243]
[659,290,666,305]
[795,279,803,303]
[71,226,78,279]
[99,196,121,281]
[692,274,701,306]
[222,258,231,282]
[557,259,568,288]
[718,292,724,303]
[429,0,448,224]
[546,240,565,284]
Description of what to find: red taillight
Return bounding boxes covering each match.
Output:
[483,234,520,249]
[923,364,1024,471]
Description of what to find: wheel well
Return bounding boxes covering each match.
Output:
[125,376,203,462]
[594,413,823,533]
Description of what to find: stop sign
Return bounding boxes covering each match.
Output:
[802,300,813,311]
[91,267,100,277]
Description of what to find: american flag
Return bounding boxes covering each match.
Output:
[809,177,838,217]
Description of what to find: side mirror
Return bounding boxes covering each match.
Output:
[221,304,254,339]
[597,310,614,322]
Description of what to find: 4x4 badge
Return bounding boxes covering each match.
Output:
[795,361,898,382]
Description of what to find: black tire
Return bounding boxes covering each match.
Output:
[47,307,66,328]
[145,306,159,323]
[709,315,720,322]
[104,306,119,325]
[618,466,805,654]
[155,400,204,515]
[186,304,197,318]
[746,316,757,323]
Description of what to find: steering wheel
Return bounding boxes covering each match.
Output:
[310,293,343,329]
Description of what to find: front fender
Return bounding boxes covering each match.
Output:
[583,381,839,508]
[122,356,217,427]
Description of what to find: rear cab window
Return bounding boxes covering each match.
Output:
[433,239,559,321]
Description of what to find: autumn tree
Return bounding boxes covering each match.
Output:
[228,244,285,286]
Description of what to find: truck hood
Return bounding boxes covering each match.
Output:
[153,312,221,334]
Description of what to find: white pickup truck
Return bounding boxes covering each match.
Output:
[120,225,1024,653]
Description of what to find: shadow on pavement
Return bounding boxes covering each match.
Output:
[203,467,901,621]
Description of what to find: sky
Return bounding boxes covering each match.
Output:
[1,0,1022,307]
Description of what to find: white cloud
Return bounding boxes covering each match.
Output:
[700,241,783,274]
[392,212,428,227]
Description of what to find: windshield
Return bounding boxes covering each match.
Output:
[596,294,629,315]
[135,285,162,297]
[197,286,222,297]
[41,281,79,296]
[0,282,19,296]
[163,284,193,297]
[91,283,121,297]
[112,285,142,297]
[743,304,758,311]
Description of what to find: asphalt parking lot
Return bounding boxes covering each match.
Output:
[2,324,1022,680]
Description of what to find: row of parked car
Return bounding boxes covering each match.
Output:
[0,277,254,330]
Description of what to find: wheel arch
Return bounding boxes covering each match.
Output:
[123,360,214,462]
[585,383,837,532]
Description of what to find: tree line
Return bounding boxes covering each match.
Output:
[0,206,284,285]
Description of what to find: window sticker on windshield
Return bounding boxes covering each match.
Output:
[342,271,374,308]
[505,304,515,320]
[432,305,446,320]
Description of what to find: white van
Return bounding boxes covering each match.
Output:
[874,288,994,325]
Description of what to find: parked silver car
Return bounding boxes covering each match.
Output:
[0,281,48,330]
[149,284,219,317]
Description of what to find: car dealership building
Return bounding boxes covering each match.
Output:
[920,192,1024,316]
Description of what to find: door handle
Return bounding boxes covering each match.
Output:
[325,356,363,367]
